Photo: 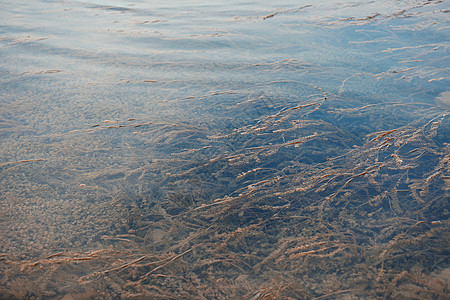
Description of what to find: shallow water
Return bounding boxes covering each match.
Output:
[0,0,449,299]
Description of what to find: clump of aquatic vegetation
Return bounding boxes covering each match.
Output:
[2,87,448,299]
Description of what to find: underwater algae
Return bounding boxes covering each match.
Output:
[0,0,449,299]
[1,87,448,299]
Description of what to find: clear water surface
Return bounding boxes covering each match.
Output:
[0,0,449,299]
